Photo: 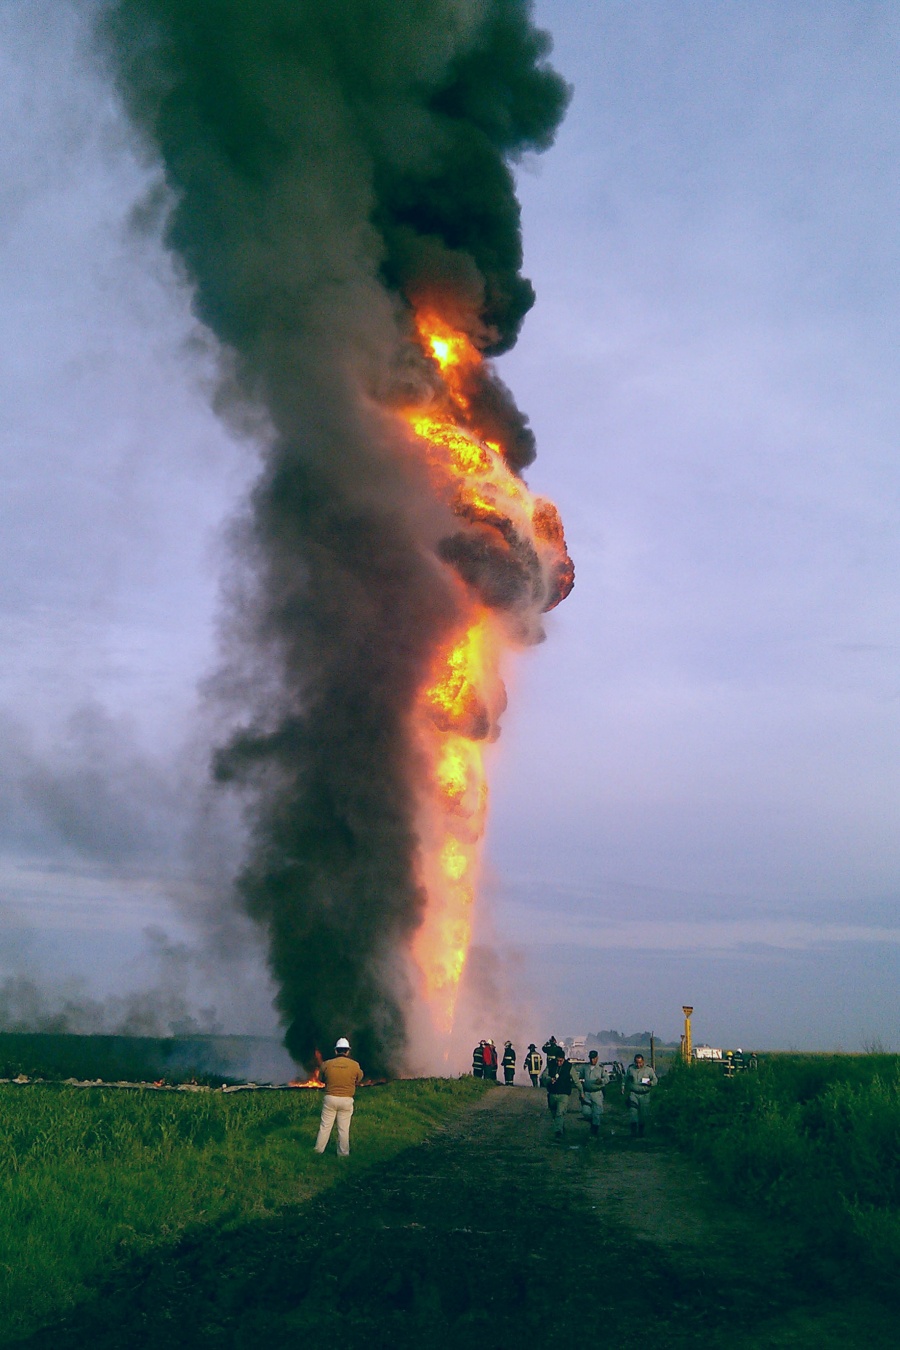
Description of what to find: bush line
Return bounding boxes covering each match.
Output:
[655,1053,900,1296]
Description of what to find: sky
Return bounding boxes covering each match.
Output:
[1,1,898,1052]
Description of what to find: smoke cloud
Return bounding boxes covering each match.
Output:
[0,928,221,1038]
[100,1,570,1073]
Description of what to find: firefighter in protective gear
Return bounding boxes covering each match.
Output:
[472,1041,485,1078]
[624,1053,657,1137]
[482,1040,499,1081]
[524,1044,542,1086]
[501,1041,516,1084]
[575,1050,609,1136]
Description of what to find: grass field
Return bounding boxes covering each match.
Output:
[0,1077,488,1343]
[655,1052,900,1296]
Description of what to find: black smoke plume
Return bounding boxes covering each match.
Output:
[101,1,570,1074]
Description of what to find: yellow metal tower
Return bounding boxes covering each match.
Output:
[682,1006,694,1062]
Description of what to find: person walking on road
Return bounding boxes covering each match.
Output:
[574,1050,609,1137]
[313,1037,364,1157]
[624,1053,658,1138]
[524,1044,543,1087]
[501,1041,517,1085]
[541,1048,576,1139]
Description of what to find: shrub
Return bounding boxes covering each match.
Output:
[656,1054,900,1296]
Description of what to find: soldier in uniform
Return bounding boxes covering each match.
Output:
[501,1041,517,1085]
[624,1053,658,1137]
[524,1043,543,1086]
[575,1049,609,1137]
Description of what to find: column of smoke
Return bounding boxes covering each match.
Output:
[102,0,571,1076]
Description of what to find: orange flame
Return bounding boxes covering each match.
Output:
[402,310,573,1038]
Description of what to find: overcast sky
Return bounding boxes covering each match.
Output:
[1,1,898,1051]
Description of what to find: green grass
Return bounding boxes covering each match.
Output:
[0,1077,489,1343]
[655,1053,900,1295]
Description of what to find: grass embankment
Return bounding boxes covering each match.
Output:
[656,1053,900,1295]
[0,1077,488,1343]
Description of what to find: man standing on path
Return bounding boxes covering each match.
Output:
[502,1041,517,1085]
[313,1037,364,1157]
[575,1050,609,1137]
[472,1040,485,1078]
[525,1044,542,1086]
[541,1048,576,1139]
[624,1053,658,1138]
[483,1040,499,1081]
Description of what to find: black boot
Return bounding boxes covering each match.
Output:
[590,1124,599,1137]
[629,1122,638,1138]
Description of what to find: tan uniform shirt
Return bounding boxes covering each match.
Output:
[319,1056,364,1097]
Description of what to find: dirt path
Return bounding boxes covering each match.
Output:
[23,1085,896,1350]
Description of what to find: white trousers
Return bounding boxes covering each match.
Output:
[314,1094,355,1156]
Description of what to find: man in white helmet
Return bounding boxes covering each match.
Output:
[313,1037,364,1157]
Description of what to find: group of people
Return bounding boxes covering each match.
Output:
[471,1034,659,1141]
[310,1031,661,1159]
[471,1039,523,1083]
[540,1041,658,1140]
[471,1039,547,1085]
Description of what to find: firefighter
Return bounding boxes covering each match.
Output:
[624,1053,657,1137]
[501,1041,516,1084]
[542,1035,561,1061]
[575,1049,609,1137]
[483,1039,499,1081]
[524,1043,543,1086]
[541,1047,576,1138]
[472,1040,485,1078]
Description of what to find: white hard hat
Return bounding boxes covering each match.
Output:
[335,1037,350,1050]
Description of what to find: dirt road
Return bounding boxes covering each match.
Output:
[25,1085,896,1349]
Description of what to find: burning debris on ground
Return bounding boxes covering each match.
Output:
[101,1,572,1076]
[0,1075,388,1093]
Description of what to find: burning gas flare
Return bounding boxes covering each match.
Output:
[405,313,573,1034]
